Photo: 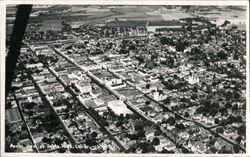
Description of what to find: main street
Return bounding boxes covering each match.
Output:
[49,33,246,152]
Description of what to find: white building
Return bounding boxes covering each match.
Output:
[26,63,43,68]
[74,81,92,94]
[187,75,200,85]
[107,100,133,115]
[152,90,167,101]
[104,77,123,86]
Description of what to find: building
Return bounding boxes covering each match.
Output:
[138,69,149,77]
[187,75,200,85]
[26,63,43,68]
[152,90,167,101]
[147,20,185,32]
[104,77,123,86]
[6,107,22,123]
[74,81,92,94]
[107,100,133,116]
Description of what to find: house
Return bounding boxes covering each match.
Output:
[196,141,207,153]
[138,69,149,77]
[224,128,235,136]
[179,132,190,140]
[165,142,176,151]
[94,98,105,107]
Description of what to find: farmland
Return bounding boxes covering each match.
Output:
[39,20,64,31]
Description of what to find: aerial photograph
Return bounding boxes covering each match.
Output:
[5,4,247,154]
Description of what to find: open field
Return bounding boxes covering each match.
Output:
[197,6,246,26]
[161,12,192,20]
[39,20,64,31]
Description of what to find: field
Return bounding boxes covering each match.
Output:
[161,12,192,20]
[7,5,247,32]
[197,6,246,27]
[109,6,160,14]
[39,20,64,31]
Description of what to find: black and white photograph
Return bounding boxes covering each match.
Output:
[1,0,249,155]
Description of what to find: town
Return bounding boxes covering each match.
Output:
[5,5,246,154]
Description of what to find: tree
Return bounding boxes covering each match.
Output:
[219,107,228,115]
[225,91,232,99]
[187,24,192,32]
[146,144,156,153]
[85,138,98,146]
[218,145,233,153]
[175,39,188,52]
[42,137,52,144]
[27,111,34,117]
[235,115,243,123]
[163,80,174,90]
[54,138,63,147]
[58,147,67,153]
[127,145,137,153]
[167,116,175,126]
[83,147,91,153]
[152,137,160,146]
[214,118,220,124]
[66,102,72,109]
[215,126,224,134]
[154,129,162,136]
[184,112,190,118]
[19,132,29,140]
[181,146,189,153]
[235,135,242,144]
[195,106,205,114]
[161,148,175,153]
[175,123,186,131]
[221,20,231,27]
[233,53,239,60]
[25,102,36,111]
[146,83,150,89]
[70,147,81,153]
[228,114,236,124]
[145,101,150,107]
[137,129,146,138]
[209,145,218,153]
[91,131,98,139]
[163,97,171,104]
[6,102,13,109]
[116,119,124,127]
[190,93,197,100]
[233,90,240,99]
[21,124,26,131]
[134,119,144,131]
[233,144,240,153]
[69,121,78,128]
[232,104,239,111]
[237,124,246,135]
[209,107,219,117]
[129,134,139,140]
[180,97,187,103]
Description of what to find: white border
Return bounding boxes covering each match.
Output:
[1,1,249,157]
[245,1,249,156]
[1,0,250,5]
[0,1,6,156]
